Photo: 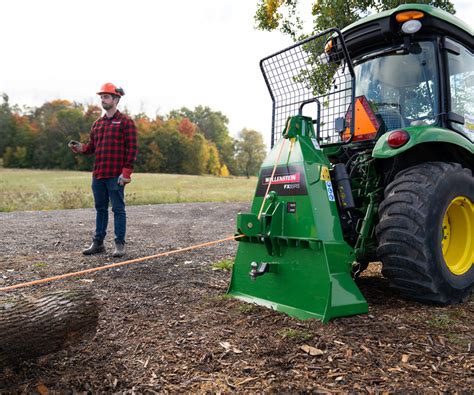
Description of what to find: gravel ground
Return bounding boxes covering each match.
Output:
[0,202,472,392]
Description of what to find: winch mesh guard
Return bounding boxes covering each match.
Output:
[260,28,355,147]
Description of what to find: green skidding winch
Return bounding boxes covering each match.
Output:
[229,116,369,322]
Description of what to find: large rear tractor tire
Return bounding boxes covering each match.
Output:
[376,162,474,304]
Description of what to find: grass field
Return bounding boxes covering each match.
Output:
[0,169,257,212]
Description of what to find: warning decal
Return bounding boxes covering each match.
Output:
[320,166,331,181]
[326,181,335,201]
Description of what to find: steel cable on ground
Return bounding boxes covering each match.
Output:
[0,234,244,292]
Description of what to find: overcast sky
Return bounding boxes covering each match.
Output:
[0,0,472,146]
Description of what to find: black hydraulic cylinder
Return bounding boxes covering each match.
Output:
[333,163,355,210]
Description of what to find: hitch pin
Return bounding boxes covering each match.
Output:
[249,261,269,280]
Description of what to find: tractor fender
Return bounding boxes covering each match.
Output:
[372,126,474,159]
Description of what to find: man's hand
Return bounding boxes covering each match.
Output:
[68,140,83,153]
[117,174,131,186]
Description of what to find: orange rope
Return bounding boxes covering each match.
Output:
[0,234,244,292]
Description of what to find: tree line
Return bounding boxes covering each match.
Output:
[0,94,267,177]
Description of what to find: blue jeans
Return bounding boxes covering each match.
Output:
[92,177,126,243]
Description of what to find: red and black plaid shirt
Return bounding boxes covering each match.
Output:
[83,110,138,179]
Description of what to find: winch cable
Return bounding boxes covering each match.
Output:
[257,138,287,220]
[0,234,244,292]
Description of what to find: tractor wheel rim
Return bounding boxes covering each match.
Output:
[442,196,474,275]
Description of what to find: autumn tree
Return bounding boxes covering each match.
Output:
[207,143,222,176]
[182,133,209,175]
[255,0,455,38]
[0,94,14,157]
[1,96,39,168]
[135,122,164,173]
[2,114,36,168]
[30,101,91,169]
[178,118,196,139]
[170,106,237,174]
[235,129,267,178]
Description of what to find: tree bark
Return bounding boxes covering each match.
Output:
[0,289,100,366]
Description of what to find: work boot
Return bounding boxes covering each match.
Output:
[82,239,105,255]
[112,241,126,258]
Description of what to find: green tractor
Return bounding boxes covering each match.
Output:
[229,4,473,322]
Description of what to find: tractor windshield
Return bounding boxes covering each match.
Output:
[354,41,439,131]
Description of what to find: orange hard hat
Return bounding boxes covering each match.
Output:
[97,83,124,97]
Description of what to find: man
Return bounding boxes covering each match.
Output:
[69,83,138,257]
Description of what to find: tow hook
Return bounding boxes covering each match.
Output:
[249,261,269,280]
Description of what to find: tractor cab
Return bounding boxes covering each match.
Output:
[339,5,474,145]
[351,40,439,135]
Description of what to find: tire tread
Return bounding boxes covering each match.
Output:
[376,161,473,304]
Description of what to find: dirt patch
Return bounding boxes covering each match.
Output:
[0,202,472,392]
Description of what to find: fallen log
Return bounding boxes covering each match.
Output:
[0,289,100,366]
